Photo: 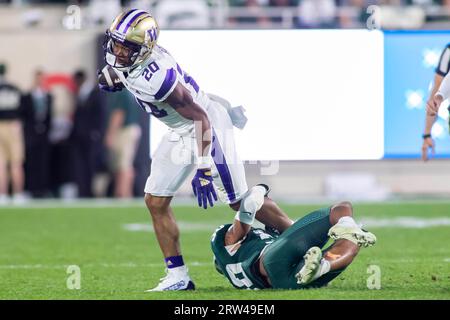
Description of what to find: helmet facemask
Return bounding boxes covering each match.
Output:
[103,31,149,72]
[104,9,159,72]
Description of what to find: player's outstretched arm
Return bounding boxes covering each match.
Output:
[164,82,211,138]
[422,73,443,161]
[224,185,267,245]
[427,72,449,117]
[164,83,218,209]
[224,220,251,247]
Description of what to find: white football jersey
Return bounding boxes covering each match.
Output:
[115,45,211,135]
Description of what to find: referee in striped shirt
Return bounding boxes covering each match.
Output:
[422,43,450,161]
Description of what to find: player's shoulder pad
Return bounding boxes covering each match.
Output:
[128,57,179,101]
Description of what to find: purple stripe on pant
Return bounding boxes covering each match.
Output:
[211,129,236,202]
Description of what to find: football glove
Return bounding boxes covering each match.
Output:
[98,82,123,92]
[191,168,218,209]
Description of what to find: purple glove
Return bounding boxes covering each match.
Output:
[98,83,123,92]
[97,68,124,92]
[191,168,218,209]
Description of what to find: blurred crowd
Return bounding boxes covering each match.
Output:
[0,63,145,204]
[0,0,448,5]
[226,0,450,28]
[0,0,449,30]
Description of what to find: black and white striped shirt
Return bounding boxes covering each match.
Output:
[436,43,450,77]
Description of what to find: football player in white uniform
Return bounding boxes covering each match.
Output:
[100,9,292,291]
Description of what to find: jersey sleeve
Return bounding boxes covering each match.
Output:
[132,63,179,102]
[436,72,450,100]
[435,44,450,77]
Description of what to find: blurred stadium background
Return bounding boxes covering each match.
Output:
[0,0,450,204]
[0,0,449,301]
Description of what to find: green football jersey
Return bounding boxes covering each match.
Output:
[210,224,275,289]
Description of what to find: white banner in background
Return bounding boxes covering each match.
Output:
[152,30,384,161]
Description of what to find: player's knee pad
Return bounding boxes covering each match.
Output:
[235,185,267,225]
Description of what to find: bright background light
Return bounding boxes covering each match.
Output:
[151,30,384,161]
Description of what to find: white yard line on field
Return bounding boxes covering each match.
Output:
[123,221,224,232]
[2,197,450,210]
[359,217,450,228]
[0,261,210,270]
[0,197,198,209]
[123,217,450,233]
[2,258,448,270]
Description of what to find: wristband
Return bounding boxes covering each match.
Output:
[422,134,432,139]
[197,156,211,169]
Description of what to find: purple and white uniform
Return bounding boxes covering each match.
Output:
[114,45,248,203]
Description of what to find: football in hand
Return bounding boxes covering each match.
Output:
[98,65,124,92]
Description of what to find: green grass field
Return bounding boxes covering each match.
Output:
[0,201,449,300]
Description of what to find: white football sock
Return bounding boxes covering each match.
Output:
[168,265,188,276]
[337,216,359,228]
[311,259,331,281]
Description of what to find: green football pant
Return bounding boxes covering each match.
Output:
[261,207,346,289]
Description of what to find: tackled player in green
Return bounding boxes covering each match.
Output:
[211,185,377,289]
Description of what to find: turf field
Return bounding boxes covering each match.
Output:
[0,201,449,300]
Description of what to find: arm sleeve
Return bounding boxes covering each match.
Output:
[436,72,450,100]
[435,45,450,77]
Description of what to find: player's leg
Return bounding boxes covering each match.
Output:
[260,206,333,289]
[145,195,180,257]
[260,202,375,289]
[145,193,195,290]
[295,202,357,285]
[229,190,293,234]
[323,202,362,271]
[144,132,196,291]
[207,102,292,231]
[328,202,376,247]
[296,202,376,287]
[256,196,293,233]
[300,239,359,289]
[210,131,292,233]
